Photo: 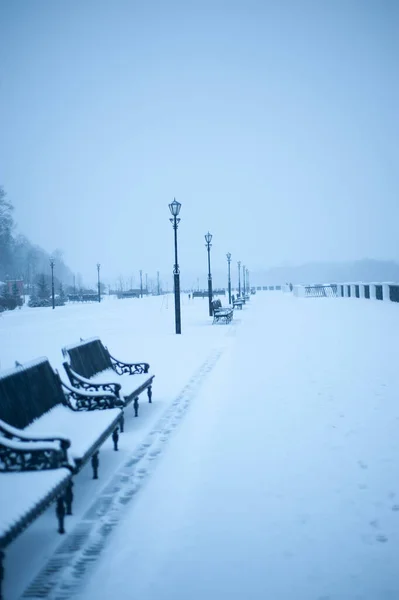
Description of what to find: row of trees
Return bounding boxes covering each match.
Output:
[0,186,74,289]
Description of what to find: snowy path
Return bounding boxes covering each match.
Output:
[69,295,399,600]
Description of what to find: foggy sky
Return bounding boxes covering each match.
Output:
[1,0,398,288]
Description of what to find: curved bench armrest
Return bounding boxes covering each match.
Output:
[62,362,122,397]
[0,434,71,471]
[60,378,125,411]
[108,353,150,375]
[0,419,71,451]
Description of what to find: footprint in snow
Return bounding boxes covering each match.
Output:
[358,460,368,470]
[392,505,399,512]
[376,534,388,543]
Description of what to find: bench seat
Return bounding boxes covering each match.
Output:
[24,405,122,469]
[0,468,72,547]
[85,370,153,401]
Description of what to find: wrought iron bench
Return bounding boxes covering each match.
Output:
[0,420,73,600]
[211,300,233,324]
[0,358,123,481]
[62,337,155,419]
[233,299,243,310]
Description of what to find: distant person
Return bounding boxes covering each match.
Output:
[289,283,293,292]
[188,293,191,300]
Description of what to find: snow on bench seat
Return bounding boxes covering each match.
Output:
[0,468,71,545]
[25,406,122,467]
[89,369,154,399]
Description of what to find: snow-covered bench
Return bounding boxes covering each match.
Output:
[0,420,74,600]
[62,337,155,420]
[233,298,243,309]
[211,300,233,324]
[0,358,123,480]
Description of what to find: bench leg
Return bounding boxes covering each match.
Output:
[64,480,74,516]
[92,451,99,479]
[56,497,66,534]
[0,549,4,600]
[112,427,119,451]
[134,397,139,417]
[120,412,124,433]
[147,386,152,404]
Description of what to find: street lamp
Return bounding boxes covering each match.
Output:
[243,265,246,296]
[169,198,182,334]
[238,261,241,297]
[246,268,250,293]
[139,269,143,298]
[50,259,55,309]
[205,232,213,316]
[97,263,101,303]
[226,252,232,304]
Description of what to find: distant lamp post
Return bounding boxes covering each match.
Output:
[246,268,250,293]
[50,259,55,309]
[139,269,143,298]
[97,263,101,303]
[157,271,160,295]
[204,232,213,316]
[169,198,182,334]
[238,261,241,296]
[226,252,232,304]
[243,265,246,296]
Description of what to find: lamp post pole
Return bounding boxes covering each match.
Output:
[169,198,182,334]
[139,270,143,298]
[205,232,213,316]
[97,263,101,303]
[226,253,232,304]
[157,271,160,295]
[243,265,246,296]
[246,268,249,294]
[238,261,241,297]
[50,259,55,309]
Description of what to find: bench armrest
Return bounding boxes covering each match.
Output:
[61,378,125,411]
[63,362,122,397]
[0,434,71,471]
[0,419,71,451]
[108,353,150,375]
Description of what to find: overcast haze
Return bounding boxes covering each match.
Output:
[1,0,398,287]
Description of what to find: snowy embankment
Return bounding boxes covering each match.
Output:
[2,293,399,600]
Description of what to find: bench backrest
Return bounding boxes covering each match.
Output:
[63,338,112,379]
[212,299,222,310]
[0,358,65,429]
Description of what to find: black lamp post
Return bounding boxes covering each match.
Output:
[226,252,232,304]
[50,259,55,309]
[169,198,182,334]
[243,265,246,296]
[238,261,241,297]
[205,232,213,316]
[246,268,249,293]
[139,270,143,298]
[157,271,160,295]
[97,263,101,303]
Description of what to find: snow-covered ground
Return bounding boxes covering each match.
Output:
[1,293,399,599]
